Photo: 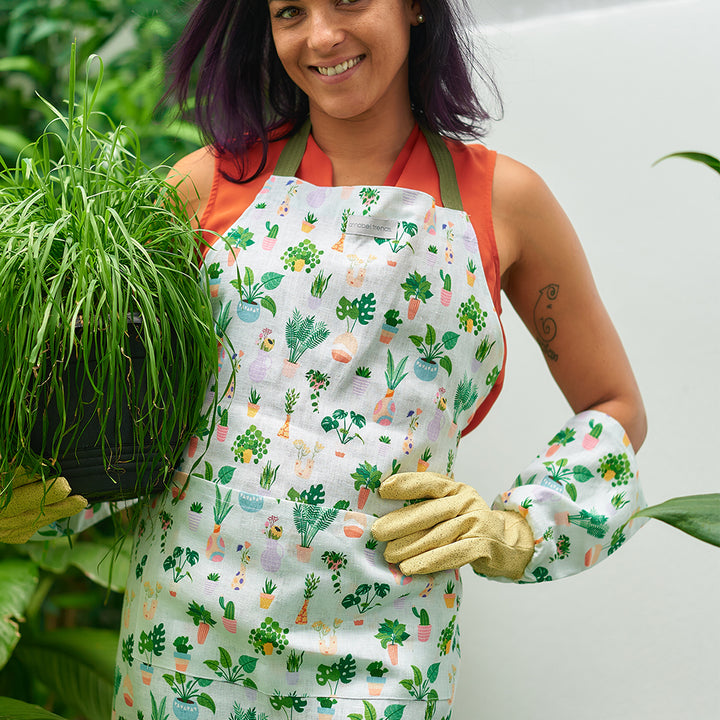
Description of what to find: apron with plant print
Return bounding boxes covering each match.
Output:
[113,128,505,720]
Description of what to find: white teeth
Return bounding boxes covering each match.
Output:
[317,56,361,76]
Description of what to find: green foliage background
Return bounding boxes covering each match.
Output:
[0,2,198,718]
[0,0,201,167]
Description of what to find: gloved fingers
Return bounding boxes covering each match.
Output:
[382,514,481,563]
[0,494,87,533]
[0,526,38,544]
[398,538,491,575]
[0,476,73,517]
[378,472,459,501]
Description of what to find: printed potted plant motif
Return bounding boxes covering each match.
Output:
[216,405,229,442]
[321,550,348,594]
[295,572,321,624]
[286,649,305,685]
[305,368,331,412]
[598,452,633,486]
[423,201,437,234]
[366,661,389,697]
[309,269,332,309]
[249,617,290,656]
[456,295,487,335]
[261,515,285,573]
[260,577,278,609]
[412,606,432,642]
[438,269,452,306]
[138,622,166,685]
[317,696,338,720]
[379,308,403,344]
[231,541,252,590]
[270,692,307,717]
[346,253,376,288]
[332,207,353,252]
[375,220,418,266]
[163,546,200,593]
[359,186,380,214]
[186,601,217,645]
[232,425,270,465]
[400,271,433,319]
[375,619,410,666]
[277,388,301,439]
[364,536,379,565]
[231,266,284,323]
[402,409,422,455]
[373,350,410,426]
[263,220,279,250]
[247,387,261,417]
[293,502,339,560]
[206,262,223,298]
[248,328,275,383]
[540,458,593,502]
[426,244,439,267]
[284,308,330,377]
[205,485,234,561]
[471,335,496,373]
[332,293,376,363]
[443,580,456,608]
[426,390,448,446]
[417,447,432,472]
[448,373,479,438]
[546,427,577,457]
[555,508,609,539]
[277,179,298,215]
[187,413,211,459]
[173,636,193,673]
[292,439,323,479]
[377,435,392,457]
[349,700,407,720]
[443,221,455,263]
[399,663,441,717]
[316,654,357,703]
[162,671,216,720]
[281,238,323,273]
[312,618,343,655]
[351,461,383,510]
[187,501,203,532]
[142,581,162,620]
[219,597,238,633]
[301,211,318,233]
[258,460,280,493]
[227,225,255,266]
[322,409,366,456]
[342,582,391,625]
[203,646,258,690]
[204,572,220,598]
[409,323,460,382]
[466,258,477,287]
[437,616,457,656]
[583,418,604,449]
[352,366,372,395]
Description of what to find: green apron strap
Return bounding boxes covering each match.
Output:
[274,119,312,177]
[420,126,464,212]
[274,119,464,212]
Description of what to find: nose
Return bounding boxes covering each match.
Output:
[306,7,345,53]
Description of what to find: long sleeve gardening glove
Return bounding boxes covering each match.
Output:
[371,472,535,579]
[0,468,87,543]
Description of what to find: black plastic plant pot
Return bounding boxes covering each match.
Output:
[29,318,180,502]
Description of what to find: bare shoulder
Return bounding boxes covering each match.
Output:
[165,146,217,224]
[492,154,577,278]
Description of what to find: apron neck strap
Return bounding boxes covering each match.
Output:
[273,119,464,211]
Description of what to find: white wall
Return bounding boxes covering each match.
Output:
[454,1,720,718]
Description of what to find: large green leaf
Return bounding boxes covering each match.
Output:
[655,152,720,176]
[0,559,38,670]
[15,628,118,720]
[634,494,720,547]
[0,697,67,720]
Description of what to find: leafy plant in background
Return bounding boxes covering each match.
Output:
[0,0,200,166]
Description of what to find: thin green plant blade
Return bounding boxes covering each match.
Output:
[654,151,720,176]
[0,697,68,720]
[14,628,118,720]
[634,494,720,547]
[0,560,39,670]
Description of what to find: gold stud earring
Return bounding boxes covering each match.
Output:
[417,13,425,23]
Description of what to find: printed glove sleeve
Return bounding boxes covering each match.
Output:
[490,410,647,584]
[372,472,534,579]
[0,469,87,544]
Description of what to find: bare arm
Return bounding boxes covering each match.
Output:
[165,146,216,229]
[493,154,646,451]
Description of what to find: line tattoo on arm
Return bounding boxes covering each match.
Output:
[533,283,559,361]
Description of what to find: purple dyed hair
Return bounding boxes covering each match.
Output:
[166,0,501,181]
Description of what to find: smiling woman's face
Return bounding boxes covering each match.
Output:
[268,0,420,125]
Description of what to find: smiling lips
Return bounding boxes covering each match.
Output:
[315,55,364,77]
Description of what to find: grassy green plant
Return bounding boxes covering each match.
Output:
[0,43,217,501]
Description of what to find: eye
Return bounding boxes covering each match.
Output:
[275,5,301,19]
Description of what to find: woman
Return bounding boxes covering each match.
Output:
[8,0,646,716]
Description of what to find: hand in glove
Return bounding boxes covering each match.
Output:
[0,468,87,544]
[371,472,534,579]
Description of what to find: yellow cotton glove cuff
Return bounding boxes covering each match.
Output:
[0,470,87,544]
[371,472,534,579]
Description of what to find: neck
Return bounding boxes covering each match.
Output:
[309,104,416,186]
